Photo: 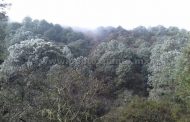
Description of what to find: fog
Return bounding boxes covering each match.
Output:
[7,0,190,29]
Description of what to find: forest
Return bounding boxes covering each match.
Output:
[1,1,190,122]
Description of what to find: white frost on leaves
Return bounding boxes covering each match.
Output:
[62,45,73,59]
[1,39,72,77]
[71,56,90,76]
[148,39,183,100]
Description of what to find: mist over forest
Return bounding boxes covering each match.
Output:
[1,0,190,122]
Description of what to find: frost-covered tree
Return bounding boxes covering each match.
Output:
[1,39,71,81]
[6,30,37,45]
[148,40,182,100]
[90,40,147,94]
[90,40,129,63]
[96,51,131,78]
[71,56,91,76]
[91,40,131,79]
[0,39,71,110]
[116,60,134,86]
[0,39,73,121]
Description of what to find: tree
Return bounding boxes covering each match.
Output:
[175,43,190,109]
[68,39,92,57]
[148,40,182,100]
[41,66,107,122]
[7,30,37,45]
[0,39,73,121]
[103,98,181,122]
[0,20,6,63]
[0,0,11,63]
[92,40,129,79]
[1,39,71,78]
[116,60,134,86]
[0,0,11,21]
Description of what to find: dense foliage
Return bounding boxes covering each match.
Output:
[0,0,10,63]
[0,16,190,121]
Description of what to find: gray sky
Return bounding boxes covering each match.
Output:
[7,0,190,30]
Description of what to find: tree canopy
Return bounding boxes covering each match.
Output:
[0,16,190,121]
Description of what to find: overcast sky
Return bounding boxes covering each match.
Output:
[7,0,190,30]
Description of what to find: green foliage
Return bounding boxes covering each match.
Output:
[175,43,190,108]
[5,17,86,46]
[1,17,190,121]
[116,60,144,91]
[68,39,92,57]
[0,0,10,63]
[102,98,189,122]
[0,39,72,121]
[148,40,183,100]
